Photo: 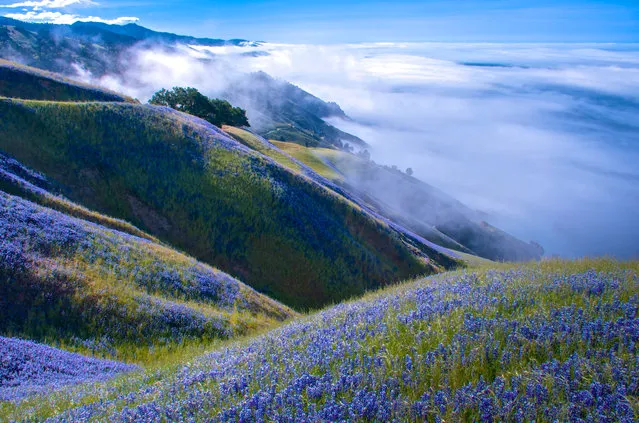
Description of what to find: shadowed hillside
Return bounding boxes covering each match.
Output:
[0,97,450,310]
[0,17,249,76]
[0,191,293,362]
[223,72,366,148]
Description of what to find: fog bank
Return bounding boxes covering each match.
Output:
[83,42,639,258]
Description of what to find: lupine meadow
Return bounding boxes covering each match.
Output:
[0,45,637,423]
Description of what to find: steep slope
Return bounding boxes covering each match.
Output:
[8,259,638,421]
[0,190,293,361]
[0,60,133,102]
[272,141,543,262]
[223,126,464,263]
[0,98,446,310]
[0,151,158,241]
[223,72,366,148]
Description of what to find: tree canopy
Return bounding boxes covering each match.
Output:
[149,87,250,128]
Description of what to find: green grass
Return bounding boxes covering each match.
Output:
[270,140,344,181]
[1,191,295,365]
[222,126,305,174]
[0,169,158,242]
[3,258,636,422]
[0,98,440,310]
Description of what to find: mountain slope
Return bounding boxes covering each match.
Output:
[224,72,366,148]
[0,59,134,102]
[0,190,293,361]
[7,259,637,421]
[0,17,248,76]
[0,19,364,149]
[0,96,449,310]
[270,141,543,262]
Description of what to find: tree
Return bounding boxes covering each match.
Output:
[406,167,414,176]
[149,87,250,128]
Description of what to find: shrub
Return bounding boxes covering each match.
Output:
[149,87,249,127]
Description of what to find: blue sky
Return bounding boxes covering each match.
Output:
[0,0,637,43]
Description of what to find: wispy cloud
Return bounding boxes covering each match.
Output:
[0,0,94,10]
[4,10,138,24]
[1,0,139,25]
[85,41,639,258]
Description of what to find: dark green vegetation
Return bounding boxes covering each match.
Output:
[274,142,544,262]
[150,87,249,128]
[0,185,293,364]
[0,88,451,310]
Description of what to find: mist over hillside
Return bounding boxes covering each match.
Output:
[1,2,638,420]
[82,40,639,258]
[2,19,637,259]
[243,42,639,258]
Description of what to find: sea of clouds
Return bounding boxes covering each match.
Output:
[91,42,639,258]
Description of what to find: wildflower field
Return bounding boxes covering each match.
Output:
[2,259,636,422]
[0,98,450,309]
[0,190,294,363]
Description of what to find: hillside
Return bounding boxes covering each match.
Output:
[4,259,637,421]
[0,18,362,149]
[223,72,366,148]
[0,95,453,310]
[0,190,293,361]
[0,60,133,102]
[0,336,137,402]
[270,140,543,262]
[0,17,248,76]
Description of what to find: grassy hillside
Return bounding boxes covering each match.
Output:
[0,151,157,241]
[0,98,448,310]
[222,126,305,174]
[0,60,133,103]
[271,139,343,181]
[270,141,543,262]
[0,191,293,363]
[224,71,366,149]
[5,259,637,421]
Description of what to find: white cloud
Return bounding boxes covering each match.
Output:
[4,10,138,25]
[73,42,639,258]
[0,0,94,10]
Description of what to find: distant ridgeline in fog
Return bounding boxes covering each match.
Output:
[0,19,544,263]
[0,17,364,150]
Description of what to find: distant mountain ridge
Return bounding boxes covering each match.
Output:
[0,17,363,148]
[0,17,544,262]
[0,17,252,49]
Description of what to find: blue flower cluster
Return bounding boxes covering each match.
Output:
[0,336,137,403]
[0,190,289,316]
[0,190,292,362]
[38,266,638,422]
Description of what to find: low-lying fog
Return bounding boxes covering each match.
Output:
[90,42,639,259]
